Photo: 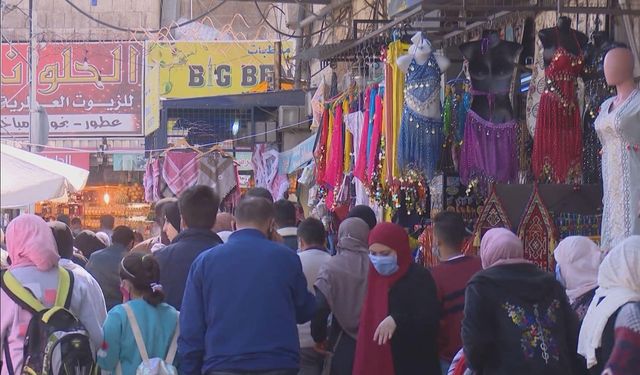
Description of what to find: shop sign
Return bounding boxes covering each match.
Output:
[144,41,293,135]
[234,151,254,171]
[278,134,316,175]
[238,174,251,188]
[39,148,91,170]
[1,42,143,137]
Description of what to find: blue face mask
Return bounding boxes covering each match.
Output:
[369,253,399,276]
[555,264,566,287]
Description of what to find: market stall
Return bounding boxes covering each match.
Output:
[298,0,640,266]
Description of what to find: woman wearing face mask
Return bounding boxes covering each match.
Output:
[353,222,440,375]
[554,236,602,322]
[97,253,179,374]
[462,228,584,375]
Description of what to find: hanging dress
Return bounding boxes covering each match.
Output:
[398,54,443,179]
[532,29,584,183]
[595,89,640,251]
[582,43,616,183]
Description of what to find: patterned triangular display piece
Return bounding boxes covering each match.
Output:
[467,184,512,256]
[517,184,558,271]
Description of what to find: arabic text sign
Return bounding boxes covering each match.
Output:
[39,148,91,170]
[1,42,143,137]
[144,41,293,135]
[278,134,316,175]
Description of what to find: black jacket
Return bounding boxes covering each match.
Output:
[462,263,584,375]
[389,263,440,375]
[154,228,222,310]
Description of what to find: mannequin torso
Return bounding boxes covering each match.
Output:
[459,30,522,123]
[539,17,588,67]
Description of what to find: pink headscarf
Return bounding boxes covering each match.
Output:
[480,228,529,269]
[6,214,60,271]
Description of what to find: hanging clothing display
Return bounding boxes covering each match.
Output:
[595,89,640,251]
[582,42,616,183]
[460,107,519,185]
[517,186,558,272]
[398,55,444,179]
[532,29,584,183]
[197,153,238,200]
[252,144,289,201]
[388,41,410,179]
[162,150,199,196]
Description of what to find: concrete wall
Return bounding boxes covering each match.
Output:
[0,0,282,41]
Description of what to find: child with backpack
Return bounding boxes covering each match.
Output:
[1,214,103,375]
[97,253,179,375]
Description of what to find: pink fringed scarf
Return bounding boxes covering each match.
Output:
[366,91,383,183]
[354,88,372,181]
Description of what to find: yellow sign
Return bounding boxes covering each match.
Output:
[144,41,293,135]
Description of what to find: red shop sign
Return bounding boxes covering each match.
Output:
[39,149,91,170]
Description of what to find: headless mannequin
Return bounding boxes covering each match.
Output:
[583,30,614,81]
[539,16,588,67]
[396,32,450,118]
[459,29,522,123]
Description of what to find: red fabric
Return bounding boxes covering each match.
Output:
[162,150,199,195]
[354,87,372,181]
[453,354,467,375]
[325,104,344,189]
[367,92,384,183]
[353,223,412,375]
[431,256,483,361]
[532,42,584,182]
[517,186,557,271]
[314,109,330,185]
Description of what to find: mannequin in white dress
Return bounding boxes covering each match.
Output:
[595,47,640,251]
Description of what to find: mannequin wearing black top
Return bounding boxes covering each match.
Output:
[539,16,588,67]
[459,29,523,123]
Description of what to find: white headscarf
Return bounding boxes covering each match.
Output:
[578,235,640,368]
[554,236,602,303]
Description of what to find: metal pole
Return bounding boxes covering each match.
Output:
[293,5,306,89]
[274,41,282,91]
[28,0,38,152]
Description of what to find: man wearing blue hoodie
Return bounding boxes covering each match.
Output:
[179,197,316,375]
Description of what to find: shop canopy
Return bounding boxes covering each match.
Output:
[1,143,89,208]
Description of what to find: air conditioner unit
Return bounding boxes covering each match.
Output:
[278,106,308,132]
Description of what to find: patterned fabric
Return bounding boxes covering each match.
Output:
[459,109,519,185]
[603,302,640,375]
[144,160,155,203]
[595,89,640,251]
[197,153,238,200]
[532,28,585,183]
[502,299,562,364]
[468,186,512,255]
[571,288,596,322]
[517,186,558,271]
[398,55,443,178]
[162,151,199,196]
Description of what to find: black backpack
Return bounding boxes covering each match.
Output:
[1,267,96,375]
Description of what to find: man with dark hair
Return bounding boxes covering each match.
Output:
[274,199,299,251]
[155,185,222,310]
[180,197,315,375]
[429,212,482,373]
[98,215,115,238]
[56,214,70,226]
[296,218,330,375]
[242,187,274,202]
[87,225,135,310]
[49,221,107,324]
[70,217,83,237]
[131,197,177,253]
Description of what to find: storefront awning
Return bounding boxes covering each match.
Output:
[160,89,306,110]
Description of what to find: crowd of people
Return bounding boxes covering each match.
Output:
[0,184,638,375]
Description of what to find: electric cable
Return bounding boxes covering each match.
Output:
[63,0,228,33]
[254,1,343,39]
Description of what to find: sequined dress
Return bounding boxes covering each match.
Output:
[532,34,584,183]
[595,89,640,251]
[398,54,443,179]
[582,43,616,183]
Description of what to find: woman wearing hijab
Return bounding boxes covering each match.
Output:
[162,200,181,243]
[74,230,107,258]
[462,228,583,375]
[312,218,371,375]
[578,236,640,375]
[353,222,440,375]
[554,236,602,321]
[0,215,104,374]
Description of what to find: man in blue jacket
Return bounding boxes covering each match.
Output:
[155,185,222,310]
[179,197,316,375]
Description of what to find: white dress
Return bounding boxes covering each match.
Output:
[595,88,640,251]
